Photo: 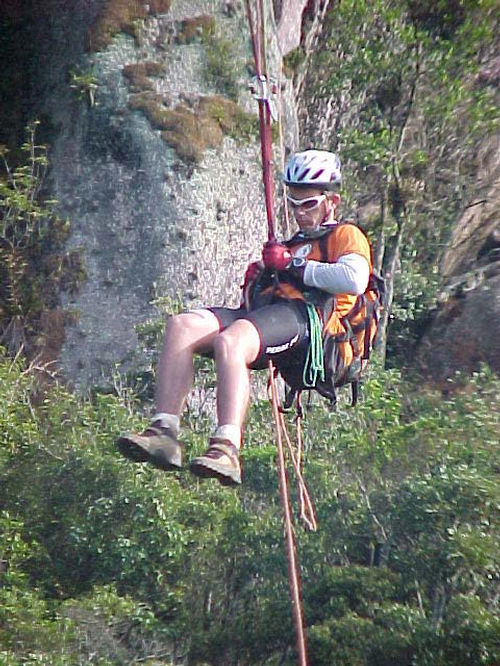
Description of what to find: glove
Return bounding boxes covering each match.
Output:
[262,241,292,271]
[240,260,264,309]
[241,260,263,290]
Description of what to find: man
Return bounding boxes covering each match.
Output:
[117,150,372,486]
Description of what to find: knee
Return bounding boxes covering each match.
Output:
[165,311,212,346]
[213,323,258,365]
[213,328,237,355]
[166,312,193,337]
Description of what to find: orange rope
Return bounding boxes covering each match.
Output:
[276,405,317,532]
[268,361,309,666]
[246,3,312,662]
[267,375,317,532]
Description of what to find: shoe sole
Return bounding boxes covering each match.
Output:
[189,458,241,486]
[117,437,182,472]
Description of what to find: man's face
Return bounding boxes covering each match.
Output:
[287,186,337,234]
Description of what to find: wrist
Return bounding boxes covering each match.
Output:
[291,256,306,269]
[290,256,307,279]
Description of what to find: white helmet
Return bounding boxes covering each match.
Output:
[284,149,342,190]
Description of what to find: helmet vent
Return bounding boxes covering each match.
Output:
[311,169,325,180]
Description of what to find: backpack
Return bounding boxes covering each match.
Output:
[278,226,386,408]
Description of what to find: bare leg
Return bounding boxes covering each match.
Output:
[188,319,260,485]
[118,310,221,470]
[155,310,220,415]
[212,319,261,428]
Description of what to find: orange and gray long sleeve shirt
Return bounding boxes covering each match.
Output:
[256,221,373,337]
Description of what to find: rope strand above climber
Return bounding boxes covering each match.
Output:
[116,6,381,665]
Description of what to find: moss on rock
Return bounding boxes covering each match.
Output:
[199,95,259,142]
[176,14,216,44]
[88,0,172,51]
[122,62,164,93]
[128,92,259,163]
[161,106,223,163]
[128,93,175,129]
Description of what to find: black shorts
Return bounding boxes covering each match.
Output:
[209,300,310,370]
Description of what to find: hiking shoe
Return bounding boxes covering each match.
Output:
[117,422,183,471]
[189,438,242,486]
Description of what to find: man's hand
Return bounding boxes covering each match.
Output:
[262,241,292,271]
[241,260,263,290]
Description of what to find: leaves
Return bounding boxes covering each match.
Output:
[0,349,498,663]
[303,0,500,366]
[0,123,83,359]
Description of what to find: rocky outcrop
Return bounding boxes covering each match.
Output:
[1,0,303,389]
[9,0,496,388]
[417,132,500,380]
[275,0,309,55]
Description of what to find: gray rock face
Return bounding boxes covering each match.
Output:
[275,0,309,55]
[10,0,496,388]
[22,0,301,389]
[417,134,500,380]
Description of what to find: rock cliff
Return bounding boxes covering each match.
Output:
[1,0,306,388]
[1,0,498,387]
[417,131,500,381]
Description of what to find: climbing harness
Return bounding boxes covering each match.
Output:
[246,2,311,664]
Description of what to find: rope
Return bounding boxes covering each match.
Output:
[269,361,309,666]
[276,398,317,532]
[294,401,315,530]
[245,0,276,241]
[246,4,311,662]
[276,53,291,238]
[302,304,325,388]
[266,374,317,531]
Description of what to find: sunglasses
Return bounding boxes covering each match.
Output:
[286,194,327,211]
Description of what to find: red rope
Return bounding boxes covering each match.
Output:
[245,0,261,71]
[258,102,276,241]
[245,0,276,241]
[246,3,310,662]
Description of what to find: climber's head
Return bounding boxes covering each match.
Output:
[284,150,341,236]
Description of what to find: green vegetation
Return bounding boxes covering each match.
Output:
[201,28,241,101]
[0,350,498,664]
[302,0,499,366]
[0,122,84,362]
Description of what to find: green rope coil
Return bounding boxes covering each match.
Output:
[302,303,325,388]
